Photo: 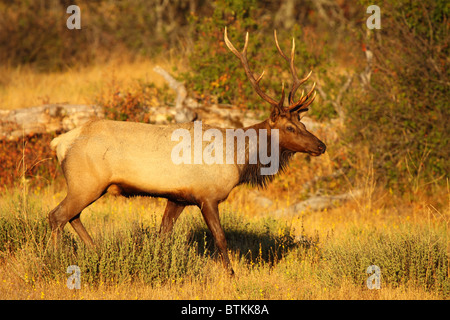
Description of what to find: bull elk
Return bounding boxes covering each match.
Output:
[48,29,326,275]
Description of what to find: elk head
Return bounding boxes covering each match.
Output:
[224,28,326,156]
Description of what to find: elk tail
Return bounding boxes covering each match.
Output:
[50,126,82,163]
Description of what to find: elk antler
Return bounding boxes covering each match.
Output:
[273,30,316,113]
[224,28,316,113]
[224,27,284,108]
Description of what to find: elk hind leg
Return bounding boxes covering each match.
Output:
[48,187,104,246]
[48,199,69,246]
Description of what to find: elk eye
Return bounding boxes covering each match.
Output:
[286,126,296,133]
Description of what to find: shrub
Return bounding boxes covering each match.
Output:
[345,0,449,189]
[0,133,59,191]
[188,210,299,266]
[320,226,450,297]
[96,81,173,123]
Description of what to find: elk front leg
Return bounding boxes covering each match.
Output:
[159,200,185,235]
[199,200,234,275]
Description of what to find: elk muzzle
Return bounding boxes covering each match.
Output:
[318,140,326,154]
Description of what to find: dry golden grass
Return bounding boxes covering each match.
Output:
[0,55,186,110]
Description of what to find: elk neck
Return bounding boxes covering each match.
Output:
[237,120,294,188]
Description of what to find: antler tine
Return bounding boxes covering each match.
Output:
[302,90,316,109]
[274,30,300,106]
[274,30,316,112]
[255,70,265,84]
[297,89,305,103]
[224,28,279,106]
[289,90,317,113]
[243,31,249,54]
[287,71,315,112]
[294,81,316,106]
[224,27,242,56]
[274,30,289,61]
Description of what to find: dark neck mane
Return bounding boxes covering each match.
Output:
[237,121,294,188]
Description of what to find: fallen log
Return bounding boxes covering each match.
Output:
[0,104,104,141]
[273,189,363,217]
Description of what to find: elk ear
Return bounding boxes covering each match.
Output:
[269,106,280,126]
